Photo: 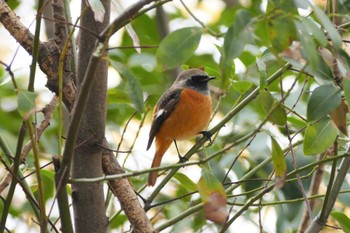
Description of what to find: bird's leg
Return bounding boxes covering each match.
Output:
[199,131,212,143]
[174,140,188,163]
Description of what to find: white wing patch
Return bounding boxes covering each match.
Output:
[154,109,166,119]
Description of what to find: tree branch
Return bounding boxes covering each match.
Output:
[101,140,154,232]
[0,123,26,232]
[305,149,350,233]
[0,96,58,194]
[99,0,171,41]
[0,0,76,110]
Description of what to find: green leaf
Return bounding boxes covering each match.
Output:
[127,74,144,113]
[312,4,342,49]
[303,118,337,155]
[282,53,333,81]
[268,14,295,52]
[223,10,252,61]
[295,20,318,72]
[268,0,298,13]
[109,214,128,229]
[110,61,144,113]
[313,54,334,80]
[287,116,307,128]
[293,0,309,9]
[198,168,227,225]
[259,90,287,126]
[307,84,341,121]
[107,89,131,104]
[256,58,267,90]
[219,56,235,87]
[271,137,286,177]
[331,212,350,233]
[302,17,328,47]
[114,1,140,52]
[201,66,221,78]
[17,90,36,118]
[174,172,197,192]
[198,168,226,202]
[40,170,54,202]
[157,27,202,70]
[86,0,105,22]
[338,50,350,76]
[6,0,20,9]
[223,26,244,61]
[343,79,350,108]
[240,51,256,67]
[233,80,252,94]
[32,170,53,203]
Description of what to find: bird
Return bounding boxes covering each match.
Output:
[146,68,215,186]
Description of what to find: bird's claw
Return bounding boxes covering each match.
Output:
[178,155,188,163]
[199,131,212,143]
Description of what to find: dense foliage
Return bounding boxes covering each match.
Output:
[1,0,350,232]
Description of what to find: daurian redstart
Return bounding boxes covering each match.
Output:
[146,68,215,186]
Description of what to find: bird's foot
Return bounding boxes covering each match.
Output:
[199,131,212,143]
[178,154,188,163]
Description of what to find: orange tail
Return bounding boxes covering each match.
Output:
[148,139,172,186]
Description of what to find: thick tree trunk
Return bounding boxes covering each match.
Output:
[71,1,110,232]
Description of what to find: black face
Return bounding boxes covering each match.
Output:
[184,74,215,94]
[189,75,215,84]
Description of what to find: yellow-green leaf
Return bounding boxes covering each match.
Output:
[174,172,197,192]
[259,90,287,126]
[343,79,350,109]
[17,90,36,118]
[303,118,337,155]
[271,137,286,178]
[110,61,144,113]
[233,80,253,94]
[256,58,267,90]
[268,14,295,52]
[157,27,202,70]
[331,212,350,233]
[198,168,227,224]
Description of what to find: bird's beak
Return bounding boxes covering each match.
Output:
[203,76,216,82]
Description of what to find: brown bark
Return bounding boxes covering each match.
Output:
[101,140,154,233]
[0,0,159,231]
[70,0,110,232]
[297,154,325,233]
[0,0,76,110]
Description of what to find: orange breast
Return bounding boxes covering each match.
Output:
[156,88,212,141]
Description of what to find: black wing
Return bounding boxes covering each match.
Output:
[146,89,182,150]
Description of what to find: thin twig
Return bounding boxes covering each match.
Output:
[26,119,47,231]
[116,111,137,157]
[305,148,350,233]
[179,0,222,37]
[123,105,150,167]
[0,96,57,194]
[297,151,328,232]
[0,123,26,232]
[107,45,158,50]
